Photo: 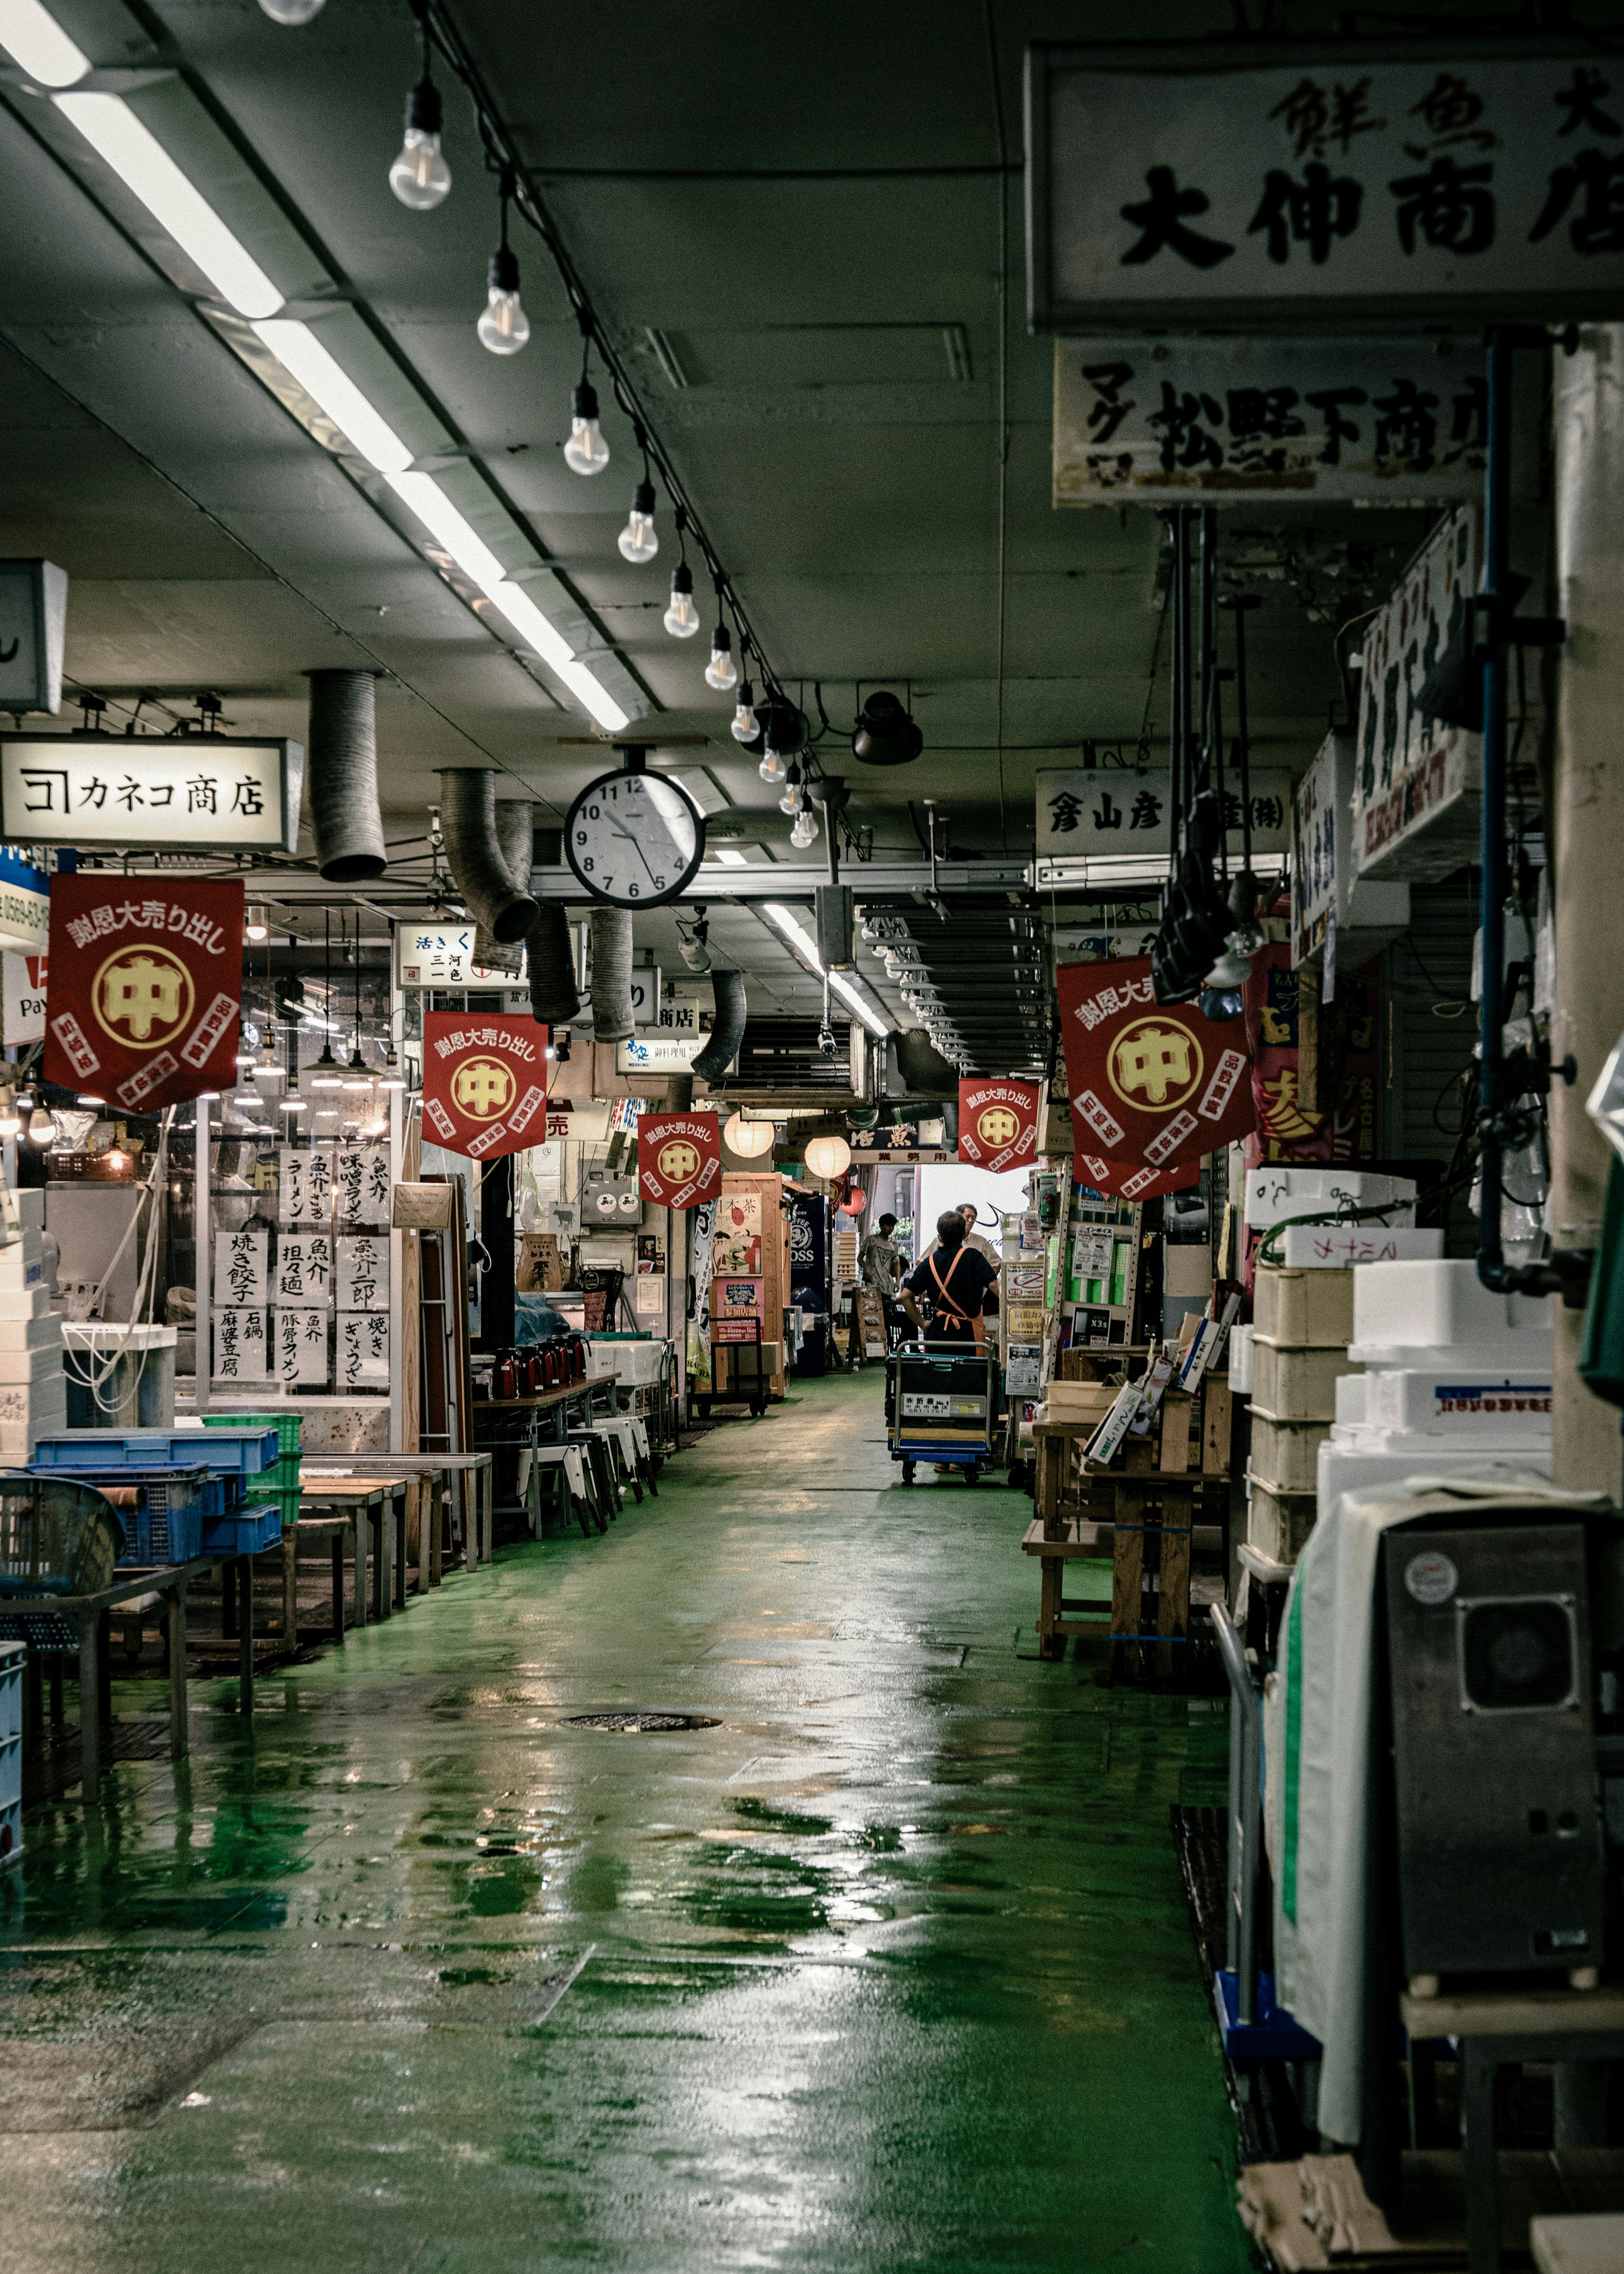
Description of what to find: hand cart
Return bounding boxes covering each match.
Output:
[886,1344,1001,1484]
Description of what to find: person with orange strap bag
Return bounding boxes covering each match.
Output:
[898,1209,999,1352]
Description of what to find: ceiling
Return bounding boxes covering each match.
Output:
[0,0,1448,1066]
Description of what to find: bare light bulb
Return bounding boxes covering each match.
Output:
[390,82,450,210]
[245,904,269,942]
[758,749,787,787]
[778,775,801,817]
[732,680,759,744]
[259,0,325,19]
[618,478,658,563]
[704,624,738,692]
[563,379,609,475]
[790,807,818,851]
[664,563,700,638]
[0,1096,17,1140]
[477,246,529,355]
[27,1106,55,1145]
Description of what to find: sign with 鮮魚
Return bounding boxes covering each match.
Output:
[1029,46,1624,330]
[44,875,244,1111]
[638,1112,721,1209]
[1054,336,1490,504]
[958,1078,1039,1173]
[1057,957,1256,1171]
[420,1010,550,1163]
[1,735,301,852]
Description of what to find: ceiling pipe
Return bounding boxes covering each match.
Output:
[437,769,539,944]
[692,970,746,1086]
[590,906,635,1042]
[894,1027,959,1095]
[471,799,534,974]
[527,904,581,1027]
[305,669,386,882]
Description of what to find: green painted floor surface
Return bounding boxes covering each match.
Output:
[0,1371,1250,2274]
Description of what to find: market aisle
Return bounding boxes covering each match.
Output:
[0,1373,1245,2274]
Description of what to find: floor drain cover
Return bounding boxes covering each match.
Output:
[562,1712,721,1733]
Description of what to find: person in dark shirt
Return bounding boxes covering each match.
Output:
[899,1210,999,1349]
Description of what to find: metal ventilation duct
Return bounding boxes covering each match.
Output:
[306,669,386,882]
[438,769,539,945]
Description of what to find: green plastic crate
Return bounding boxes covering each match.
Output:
[266,1482,303,1530]
[205,1412,302,1459]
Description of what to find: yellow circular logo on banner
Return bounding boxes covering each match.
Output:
[976,1104,1021,1149]
[657,1137,701,1184]
[92,946,194,1051]
[452,1056,514,1120]
[1107,1018,1204,1114]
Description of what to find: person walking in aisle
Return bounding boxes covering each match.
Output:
[858,1210,906,1350]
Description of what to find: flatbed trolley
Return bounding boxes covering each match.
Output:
[885,1344,1002,1484]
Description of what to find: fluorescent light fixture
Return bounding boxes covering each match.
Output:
[479,579,630,732]
[762,901,891,1039]
[253,319,411,473]
[0,0,88,85]
[55,92,284,318]
[665,765,727,816]
[705,848,749,868]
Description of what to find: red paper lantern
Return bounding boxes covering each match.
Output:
[839,1186,867,1216]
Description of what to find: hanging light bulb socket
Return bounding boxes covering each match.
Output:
[389,15,450,212]
[704,619,737,694]
[664,560,700,639]
[618,475,658,565]
[734,677,762,749]
[778,760,803,818]
[563,364,610,476]
[477,178,530,355]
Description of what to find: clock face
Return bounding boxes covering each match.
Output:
[564,769,706,908]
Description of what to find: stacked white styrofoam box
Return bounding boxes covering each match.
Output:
[1244,1165,1418,1231]
[1245,1266,1361,1567]
[0,1189,63,1461]
[1317,1258,1553,1511]
[0,1638,21,1867]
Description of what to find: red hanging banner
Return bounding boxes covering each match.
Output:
[957,1077,1039,1173]
[421,1010,550,1162]
[638,1112,721,1209]
[44,874,244,1112]
[1056,956,1256,1171]
[1075,1151,1201,1202]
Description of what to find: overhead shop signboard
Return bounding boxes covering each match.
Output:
[1027,44,1624,330]
[0,852,49,956]
[44,875,244,1111]
[1054,337,1489,505]
[0,736,302,854]
[1035,768,1294,864]
[394,923,526,991]
[1291,731,1411,969]
[1351,506,1484,882]
[420,1011,551,1162]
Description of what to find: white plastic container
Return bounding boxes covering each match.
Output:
[1362,1367,1551,1437]
[1250,1337,1360,1420]
[1350,1259,1553,1365]
[1250,1410,1333,1494]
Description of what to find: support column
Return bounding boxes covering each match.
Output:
[1551,329,1624,1492]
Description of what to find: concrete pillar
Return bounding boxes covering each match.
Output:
[1551,327,1624,1494]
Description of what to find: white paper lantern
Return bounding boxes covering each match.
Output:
[724,1112,775,1159]
[803,1133,852,1183]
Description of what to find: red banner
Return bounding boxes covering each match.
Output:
[1075,1151,1201,1202]
[45,875,243,1111]
[958,1077,1039,1172]
[421,1010,550,1161]
[1241,945,1381,1169]
[638,1112,721,1209]
[1056,957,1256,1172]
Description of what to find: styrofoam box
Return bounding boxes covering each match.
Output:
[1253,1266,1354,1348]
[1277,1225,1443,1269]
[0,1286,51,1321]
[1337,1373,1369,1424]
[0,1341,66,1384]
[1244,1167,1416,1230]
[1227,1322,1254,1394]
[0,1313,61,1352]
[1250,1338,1361,1421]
[0,1190,45,1234]
[589,1338,667,1386]
[1320,1432,1553,1513]
[0,1381,64,1426]
[1250,1410,1333,1493]
[1349,1260,1553,1363]
[1362,1368,1551,1437]
[1246,1475,1317,1565]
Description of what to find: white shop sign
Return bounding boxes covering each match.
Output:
[278,1305,329,1386]
[0,856,49,955]
[1035,768,1293,860]
[0,735,302,852]
[0,950,45,1046]
[1054,337,1488,505]
[213,1227,268,1309]
[337,1310,389,1386]
[1353,506,1482,882]
[394,923,521,990]
[1028,46,1624,330]
[616,1031,730,1075]
[1292,730,1412,968]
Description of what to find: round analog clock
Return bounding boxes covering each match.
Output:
[563,767,707,908]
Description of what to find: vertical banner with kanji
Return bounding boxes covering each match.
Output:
[1056,957,1257,1170]
[958,1077,1039,1172]
[44,875,244,1110]
[420,1011,550,1162]
[638,1112,721,1209]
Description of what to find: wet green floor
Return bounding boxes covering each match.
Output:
[0,1370,1248,2273]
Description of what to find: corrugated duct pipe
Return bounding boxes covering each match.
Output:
[527,905,581,1027]
[691,969,747,1085]
[305,669,386,881]
[438,769,539,945]
[590,906,635,1041]
[894,1027,959,1095]
[470,801,535,974]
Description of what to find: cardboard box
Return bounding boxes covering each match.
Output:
[1253,1266,1355,1349]
[1250,1338,1360,1422]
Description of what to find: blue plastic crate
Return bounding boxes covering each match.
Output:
[200,1503,283,1556]
[31,1427,280,1477]
[23,1464,208,1569]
